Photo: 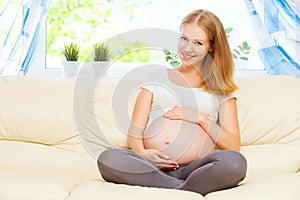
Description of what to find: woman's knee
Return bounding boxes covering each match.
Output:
[97,148,130,183]
[97,148,131,167]
[219,150,247,181]
[97,148,133,178]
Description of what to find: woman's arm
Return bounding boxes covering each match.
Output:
[128,88,179,169]
[164,98,241,151]
[128,88,152,153]
[199,98,241,151]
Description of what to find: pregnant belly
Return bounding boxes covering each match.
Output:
[143,116,215,164]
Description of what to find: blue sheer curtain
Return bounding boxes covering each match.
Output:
[0,0,49,75]
[245,0,300,77]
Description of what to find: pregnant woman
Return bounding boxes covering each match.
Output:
[97,9,247,195]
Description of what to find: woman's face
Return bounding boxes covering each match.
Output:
[178,23,212,68]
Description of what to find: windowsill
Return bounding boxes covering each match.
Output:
[235,68,266,77]
[28,61,266,78]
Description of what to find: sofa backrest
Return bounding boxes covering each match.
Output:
[0,76,100,180]
[76,78,139,159]
[235,75,300,146]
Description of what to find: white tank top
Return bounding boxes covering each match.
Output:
[141,67,236,127]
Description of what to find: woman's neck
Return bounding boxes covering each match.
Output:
[172,65,204,88]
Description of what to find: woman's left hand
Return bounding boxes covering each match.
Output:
[164,106,201,124]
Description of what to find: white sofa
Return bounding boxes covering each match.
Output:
[0,74,299,200]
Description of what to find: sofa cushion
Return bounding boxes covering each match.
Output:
[240,144,300,179]
[67,180,204,200]
[76,78,139,159]
[235,75,300,146]
[0,171,81,200]
[0,77,76,144]
[0,140,101,181]
[205,173,300,200]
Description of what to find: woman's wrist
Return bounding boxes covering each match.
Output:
[198,113,212,132]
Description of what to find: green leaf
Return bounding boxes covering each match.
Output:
[63,43,80,61]
[242,42,248,49]
[93,42,111,61]
[238,45,243,51]
[163,49,171,55]
[239,57,249,60]
[166,55,173,61]
[225,28,233,33]
[170,60,180,68]
[233,49,240,56]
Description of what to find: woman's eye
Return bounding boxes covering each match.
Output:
[196,41,203,46]
[181,36,188,41]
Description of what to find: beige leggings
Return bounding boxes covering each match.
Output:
[97,148,247,195]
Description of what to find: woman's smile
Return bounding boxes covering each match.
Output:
[180,51,196,60]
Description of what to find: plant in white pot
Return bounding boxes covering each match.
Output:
[92,42,111,77]
[62,43,80,77]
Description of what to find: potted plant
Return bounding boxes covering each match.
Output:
[62,43,80,77]
[92,42,111,77]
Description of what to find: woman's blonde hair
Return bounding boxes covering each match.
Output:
[180,9,238,96]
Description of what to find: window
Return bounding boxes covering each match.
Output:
[46,0,179,68]
[1,0,264,76]
[44,0,264,72]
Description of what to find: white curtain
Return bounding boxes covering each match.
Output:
[246,0,300,77]
[0,0,49,75]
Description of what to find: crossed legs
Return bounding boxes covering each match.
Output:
[97,148,247,195]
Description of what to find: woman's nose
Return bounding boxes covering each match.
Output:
[182,41,193,52]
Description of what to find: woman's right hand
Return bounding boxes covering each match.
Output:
[139,149,179,170]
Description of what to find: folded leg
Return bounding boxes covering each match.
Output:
[176,150,247,195]
[97,148,183,189]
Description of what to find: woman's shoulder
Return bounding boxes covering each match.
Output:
[215,92,237,105]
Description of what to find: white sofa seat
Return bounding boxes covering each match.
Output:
[0,171,80,200]
[206,173,300,200]
[67,181,204,200]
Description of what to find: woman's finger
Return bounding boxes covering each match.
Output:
[155,150,170,160]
